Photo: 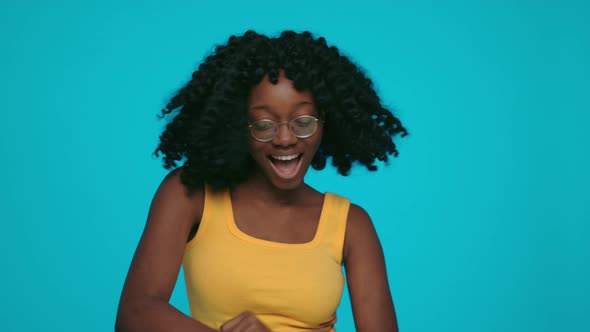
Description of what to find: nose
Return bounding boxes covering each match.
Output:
[272,121,298,147]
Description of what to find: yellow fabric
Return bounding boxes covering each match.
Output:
[182,185,350,332]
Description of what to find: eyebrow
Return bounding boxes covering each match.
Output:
[249,101,314,111]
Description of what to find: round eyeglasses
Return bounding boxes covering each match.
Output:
[248,115,320,142]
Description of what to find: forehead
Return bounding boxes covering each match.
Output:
[247,73,314,114]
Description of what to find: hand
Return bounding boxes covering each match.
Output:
[220,311,272,332]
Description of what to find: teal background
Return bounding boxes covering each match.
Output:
[1,0,588,331]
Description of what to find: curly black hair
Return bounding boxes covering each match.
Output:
[155,30,408,192]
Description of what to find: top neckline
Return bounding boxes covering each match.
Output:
[224,190,330,249]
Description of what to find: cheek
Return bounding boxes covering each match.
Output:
[312,128,323,149]
[248,140,266,157]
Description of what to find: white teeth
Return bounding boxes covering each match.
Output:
[271,154,300,161]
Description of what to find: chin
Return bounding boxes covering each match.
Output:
[270,176,306,191]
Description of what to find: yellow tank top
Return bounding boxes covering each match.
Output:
[182,185,350,332]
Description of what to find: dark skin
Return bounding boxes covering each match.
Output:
[116,72,398,332]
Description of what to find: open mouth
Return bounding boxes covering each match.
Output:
[268,153,303,179]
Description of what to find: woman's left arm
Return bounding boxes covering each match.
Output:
[343,204,398,332]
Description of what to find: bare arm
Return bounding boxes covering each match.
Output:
[115,169,216,332]
[343,204,398,332]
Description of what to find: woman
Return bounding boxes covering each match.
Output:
[116,30,407,332]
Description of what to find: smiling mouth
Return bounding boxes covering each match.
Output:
[268,154,303,178]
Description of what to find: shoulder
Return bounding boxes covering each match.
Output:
[156,167,203,199]
[150,167,205,226]
[343,203,379,263]
[347,202,371,222]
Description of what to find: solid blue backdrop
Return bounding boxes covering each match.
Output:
[1,1,588,331]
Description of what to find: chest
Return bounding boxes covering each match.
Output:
[182,189,348,329]
[186,240,344,326]
[231,202,323,244]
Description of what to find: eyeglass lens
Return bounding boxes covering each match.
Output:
[250,115,318,142]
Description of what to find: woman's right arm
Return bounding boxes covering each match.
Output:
[115,168,216,332]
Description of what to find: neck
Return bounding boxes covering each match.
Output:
[234,173,312,206]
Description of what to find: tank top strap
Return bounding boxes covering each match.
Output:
[321,192,350,265]
[204,184,228,211]
[187,184,228,246]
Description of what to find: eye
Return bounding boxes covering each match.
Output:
[293,116,315,127]
[251,120,275,131]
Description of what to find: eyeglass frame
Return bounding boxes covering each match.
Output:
[247,115,321,142]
